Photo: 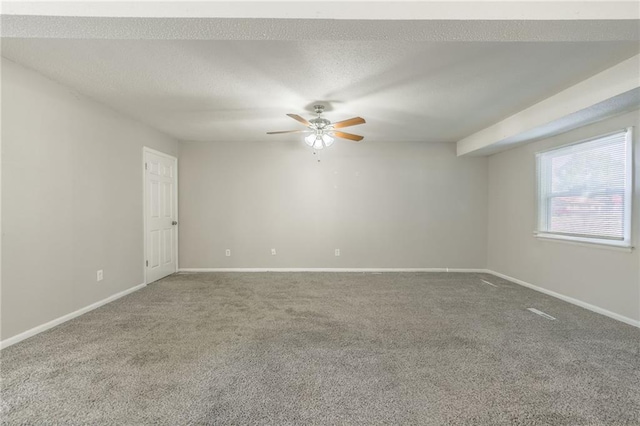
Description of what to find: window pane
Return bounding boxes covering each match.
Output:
[548,193,624,239]
[537,130,630,241]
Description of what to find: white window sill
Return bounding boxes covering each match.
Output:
[533,232,634,253]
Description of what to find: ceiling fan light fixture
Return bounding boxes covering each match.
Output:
[304,133,316,147]
[322,134,334,147]
[313,136,325,150]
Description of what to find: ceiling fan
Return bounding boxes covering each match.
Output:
[267,105,365,150]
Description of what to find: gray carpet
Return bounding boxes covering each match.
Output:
[1,272,639,425]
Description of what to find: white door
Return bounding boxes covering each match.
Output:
[144,149,178,283]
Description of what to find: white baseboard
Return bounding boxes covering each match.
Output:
[179,268,490,273]
[0,282,147,350]
[485,270,640,328]
[5,268,634,350]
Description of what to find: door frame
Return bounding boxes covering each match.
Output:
[143,146,179,284]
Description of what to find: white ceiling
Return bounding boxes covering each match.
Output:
[3,1,639,21]
[3,37,637,143]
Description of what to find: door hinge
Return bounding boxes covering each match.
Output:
[145,163,148,170]
[146,260,148,267]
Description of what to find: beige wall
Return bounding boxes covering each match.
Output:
[3,56,636,344]
[178,140,488,269]
[1,59,179,340]
[487,110,640,322]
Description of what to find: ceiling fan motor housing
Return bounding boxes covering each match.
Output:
[310,117,331,130]
[311,105,331,130]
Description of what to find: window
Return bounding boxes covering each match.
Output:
[536,128,633,248]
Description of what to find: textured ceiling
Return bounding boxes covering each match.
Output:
[2,38,638,142]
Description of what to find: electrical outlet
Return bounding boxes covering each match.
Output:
[335,249,340,256]
[97,270,104,282]
[225,249,231,257]
[271,248,277,255]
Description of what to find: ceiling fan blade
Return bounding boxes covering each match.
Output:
[331,117,366,129]
[266,130,311,134]
[286,113,312,127]
[332,131,364,142]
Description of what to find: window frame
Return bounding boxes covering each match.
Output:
[534,127,634,249]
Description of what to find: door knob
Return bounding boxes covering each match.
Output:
[172,221,178,225]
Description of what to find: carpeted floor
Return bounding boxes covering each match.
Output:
[1,272,639,425]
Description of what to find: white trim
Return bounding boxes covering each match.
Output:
[179,268,489,273]
[485,270,640,328]
[534,233,634,252]
[0,283,147,350]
